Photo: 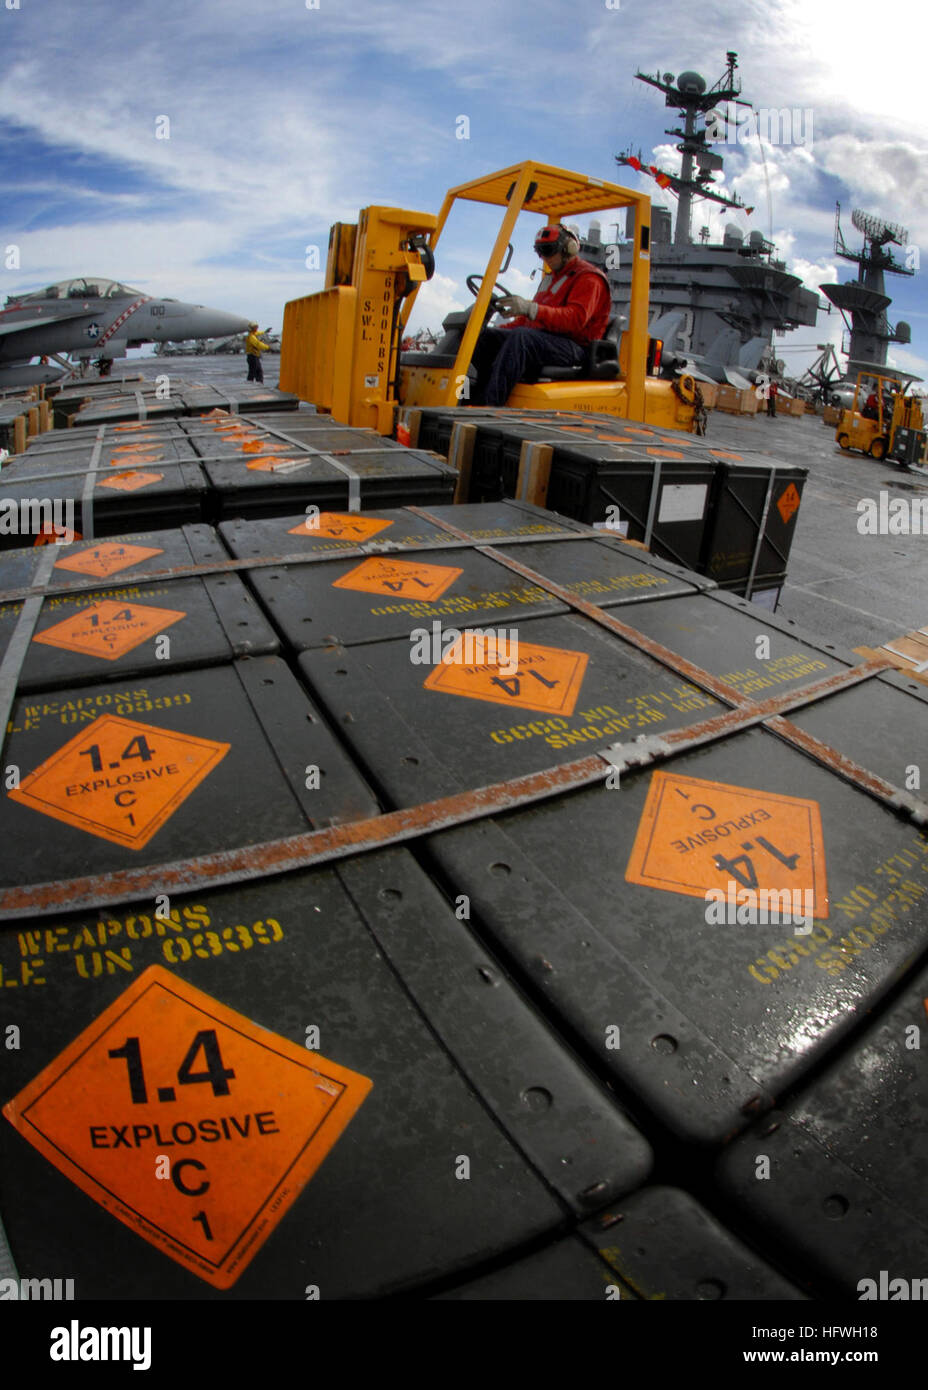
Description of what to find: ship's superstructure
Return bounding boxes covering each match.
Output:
[820,206,913,369]
[571,54,819,375]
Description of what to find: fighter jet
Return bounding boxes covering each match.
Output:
[0,277,252,388]
[655,315,776,387]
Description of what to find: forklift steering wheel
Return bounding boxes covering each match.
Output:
[466,274,513,311]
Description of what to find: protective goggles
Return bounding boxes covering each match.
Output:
[534,230,566,258]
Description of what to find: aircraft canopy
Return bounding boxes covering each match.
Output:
[13,278,143,303]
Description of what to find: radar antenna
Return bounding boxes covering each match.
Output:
[851,208,908,247]
[821,202,916,368]
[834,203,913,277]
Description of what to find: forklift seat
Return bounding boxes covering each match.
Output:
[401,308,471,368]
[537,316,621,381]
[401,351,461,367]
[400,312,621,381]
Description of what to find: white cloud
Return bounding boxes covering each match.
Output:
[405,273,466,336]
[2,0,926,370]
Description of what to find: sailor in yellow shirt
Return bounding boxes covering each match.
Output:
[245,323,270,383]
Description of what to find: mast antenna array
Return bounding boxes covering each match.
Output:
[851,208,908,248]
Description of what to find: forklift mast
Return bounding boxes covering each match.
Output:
[281,205,437,433]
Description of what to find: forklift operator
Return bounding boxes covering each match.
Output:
[467,224,612,406]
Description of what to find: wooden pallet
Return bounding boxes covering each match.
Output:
[854,626,928,686]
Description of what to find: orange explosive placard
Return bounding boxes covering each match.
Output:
[332,556,462,601]
[288,513,394,542]
[53,542,165,579]
[240,440,289,454]
[8,714,229,849]
[32,599,186,661]
[2,966,373,1289]
[777,483,802,525]
[97,471,164,493]
[424,635,589,715]
[625,770,828,915]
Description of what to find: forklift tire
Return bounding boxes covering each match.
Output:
[837,434,850,450]
[869,437,887,461]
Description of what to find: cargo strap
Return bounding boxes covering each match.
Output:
[0,1213,18,1282]
[408,505,748,707]
[765,716,928,827]
[256,419,363,511]
[0,529,592,605]
[0,544,57,758]
[1,446,437,496]
[642,458,661,548]
[72,394,291,425]
[0,658,916,920]
[3,456,196,488]
[743,469,776,601]
[79,428,105,541]
[408,505,923,819]
[0,514,920,916]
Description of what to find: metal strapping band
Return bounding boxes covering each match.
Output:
[0,530,594,605]
[0,544,57,761]
[0,660,903,920]
[6,455,187,488]
[407,505,917,810]
[744,469,776,601]
[252,419,363,510]
[0,1214,18,1282]
[767,715,928,827]
[79,428,105,541]
[642,458,661,549]
[133,391,147,422]
[408,505,748,707]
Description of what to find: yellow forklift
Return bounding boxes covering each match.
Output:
[279,160,700,436]
[836,366,926,465]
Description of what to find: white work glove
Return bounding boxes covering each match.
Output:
[498,295,537,320]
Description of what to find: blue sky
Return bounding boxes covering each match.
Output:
[1,0,926,380]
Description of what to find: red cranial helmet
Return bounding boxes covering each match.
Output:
[534,224,579,260]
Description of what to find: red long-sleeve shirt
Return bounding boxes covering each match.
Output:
[502,256,612,345]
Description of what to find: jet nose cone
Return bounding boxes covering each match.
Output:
[182,306,254,338]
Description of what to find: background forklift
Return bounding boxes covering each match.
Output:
[279,160,700,437]
[836,365,926,466]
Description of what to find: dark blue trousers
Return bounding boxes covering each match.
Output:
[470,327,584,406]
